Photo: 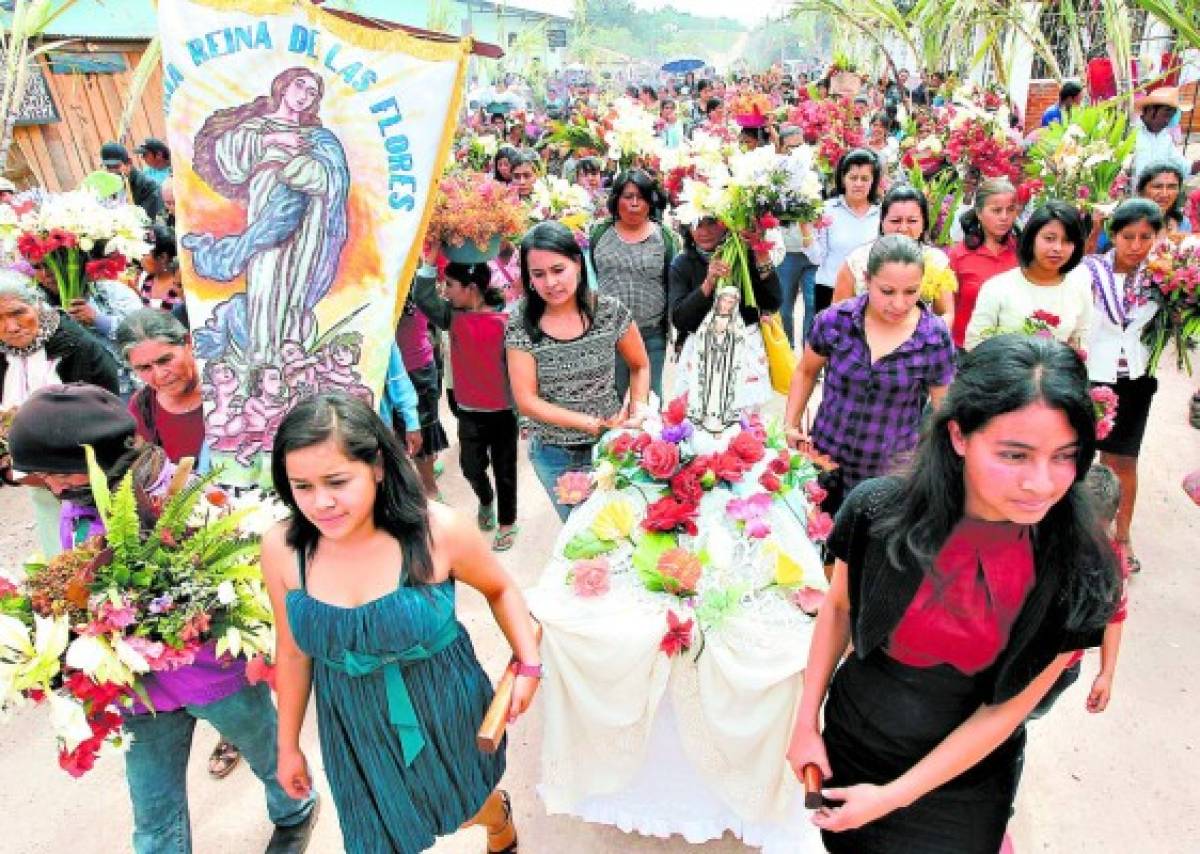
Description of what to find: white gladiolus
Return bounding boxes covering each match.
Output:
[48,691,95,752]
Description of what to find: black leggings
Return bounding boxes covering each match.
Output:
[457,408,519,526]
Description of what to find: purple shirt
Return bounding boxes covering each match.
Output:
[809,295,956,487]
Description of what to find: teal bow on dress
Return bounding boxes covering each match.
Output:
[318,616,460,766]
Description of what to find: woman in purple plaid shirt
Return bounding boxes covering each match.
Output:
[784,235,957,520]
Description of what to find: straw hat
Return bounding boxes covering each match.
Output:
[1137,86,1194,113]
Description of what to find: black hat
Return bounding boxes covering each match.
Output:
[135,138,169,158]
[8,384,137,475]
[100,142,130,167]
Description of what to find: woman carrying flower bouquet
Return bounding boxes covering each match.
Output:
[784,235,956,521]
[7,383,319,854]
[589,169,678,401]
[508,222,651,520]
[0,274,118,557]
[1082,199,1165,574]
[965,202,1092,352]
[947,178,1020,351]
[263,393,540,854]
[411,261,520,552]
[786,335,1120,853]
[831,185,957,325]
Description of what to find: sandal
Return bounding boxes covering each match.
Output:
[493,526,519,553]
[486,790,518,854]
[207,739,241,779]
[478,504,497,532]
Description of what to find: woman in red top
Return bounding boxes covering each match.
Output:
[787,335,1120,853]
[411,261,520,552]
[947,179,1020,350]
[115,308,244,781]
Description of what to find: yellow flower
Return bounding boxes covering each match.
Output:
[773,550,806,587]
[920,264,958,303]
[594,460,617,492]
[591,499,635,542]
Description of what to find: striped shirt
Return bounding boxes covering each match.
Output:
[592,226,667,332]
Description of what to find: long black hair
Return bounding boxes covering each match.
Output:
[959,177,1018,251]
[1018,201,1086,273]
[518,221,596,341]
[1135,159,1186,219]
[445,261,505,309]
[875,335,1119,633]
[271,393,435,584]
[493,144,519,183]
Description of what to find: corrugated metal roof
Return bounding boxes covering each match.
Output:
[0,0,572,41]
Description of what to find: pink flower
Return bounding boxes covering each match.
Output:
[246,654,277,690]
[791,587,825,614]
[641,440,681,480]
[571,558,611,598]
[659,610,694,658]
[807,511,834,543]
[0,575,18,598]
[804,480,828,506]
[727,493,774,539]
[555,471,593,506]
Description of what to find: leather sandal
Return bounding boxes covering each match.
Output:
[207,739,241,779]
[486,790,518,854]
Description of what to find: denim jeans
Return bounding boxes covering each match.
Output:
[528,437,595,521]
[122,682,316,854]
[615,326,667,404]
[776,253,817,347]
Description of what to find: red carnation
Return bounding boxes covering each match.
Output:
[641,439,681,479]
[804,480,828,506]
[729,431,765,464]
[712,452,748,483]
[642,496,699,535]
[664,394,688,426]
[633,433,653,453]
[671,469,705,505]
[759,471,782,493]
[758,212,780,230]
[768,454,790,475]
[608,433,635,457]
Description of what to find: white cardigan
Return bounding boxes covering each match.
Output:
[1082,256,1158,383]
[964,266,1093,351]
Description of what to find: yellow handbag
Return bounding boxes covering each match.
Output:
[759,313,796,395]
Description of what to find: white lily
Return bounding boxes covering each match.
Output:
[47,691,95,752]
[216,580,237,606]
[66,635,135,686]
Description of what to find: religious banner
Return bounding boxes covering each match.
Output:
[157,0,469,487]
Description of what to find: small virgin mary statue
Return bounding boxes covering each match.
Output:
[686,286,747,435]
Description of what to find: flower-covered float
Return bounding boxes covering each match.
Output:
[526,393,832,851]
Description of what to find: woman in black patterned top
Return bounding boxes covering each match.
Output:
[506,222,651,520]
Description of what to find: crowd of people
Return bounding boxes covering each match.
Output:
[1,55,1199,854]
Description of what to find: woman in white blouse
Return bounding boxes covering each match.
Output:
[809,148,882,316]
[964,202,1093,351]
[1082,199,1165,573]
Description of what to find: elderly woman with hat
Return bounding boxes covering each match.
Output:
[1131,86,1199,179]
[7,383,320,854]
[0,271,118,556]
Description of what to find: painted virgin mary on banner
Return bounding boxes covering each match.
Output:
[182,67,350,364]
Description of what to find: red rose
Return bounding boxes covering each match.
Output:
[759,471,782,493]
[664,394,688,426]
[608,433,635,457]
[642,496,699,535]
[671,469,704,504]
[712,452,747,483]
[729,431,766,464]
[641,440,681,479]
[633,433,653,453]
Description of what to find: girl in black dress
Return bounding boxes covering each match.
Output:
[787,334,1120,853]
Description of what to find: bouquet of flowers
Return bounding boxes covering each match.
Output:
[729,91,773,128]
[427,172,526,260]
[1025,104,1135,211]
[0,453,273,776]
[1141,236,1200,375]
[527,176,594,244]
[674,144,824,309]
[543,115,607,157]
[603,99,662,171]
[1090,386,1119,440]
[907,164,965,247]
[787,99,864,175]
[459,134,499,172]
[944,105,1023,184]
[9,190,151,304]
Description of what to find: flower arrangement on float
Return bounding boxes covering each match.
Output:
[3,190,152,304]
[458,133,499,172]
[427,171,526,263]
[544,114,607,157]
[1141,235,1200,375]
[0,452,273,777]
[729,91,773,128]
[943,104,1024,184]
[787,98,864,175]
[554,397,829,658]
[1025,105,1136,212]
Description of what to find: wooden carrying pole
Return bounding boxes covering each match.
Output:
[477,621,542,752]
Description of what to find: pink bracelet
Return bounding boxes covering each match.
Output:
[514,662,544,678]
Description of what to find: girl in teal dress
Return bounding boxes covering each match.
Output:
[262,393,541,853]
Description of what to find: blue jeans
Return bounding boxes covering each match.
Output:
[529,437,595,521]
[615,326,667,404]
[122,682,316,854]
[776,253,817,347]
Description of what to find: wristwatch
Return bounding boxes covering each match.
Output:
[514,662,544,679]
